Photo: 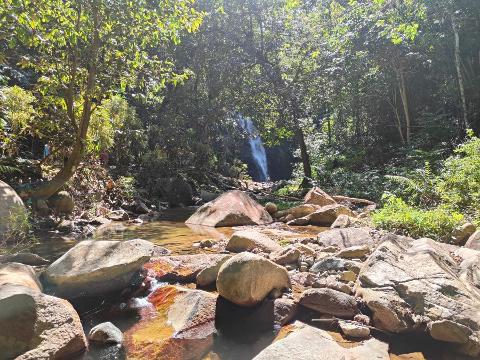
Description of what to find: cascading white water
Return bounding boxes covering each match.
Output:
[239,116,270,182]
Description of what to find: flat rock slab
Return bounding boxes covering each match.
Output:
[0,284,87,359]
[253,321,389,360]
[317,227,377,249]
[356,234,480,357]
[42,239,154,298]
[145,254,231,283]
[185,190,272,227]
[125,285,216,360]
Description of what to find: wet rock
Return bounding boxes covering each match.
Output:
[338,320,370,339]
[186,190,272,227]
[48,191,74,215]
[336,244,370,259]
[0,284,87,359]
[304,187,337,207]
[57,219,74,232]
[152,245,171,256]
[356,235,480,357]
[0,253,49,266]
[317,227,376,249]
[0,262,42,291]
[452,223,476,246]
[216,252,291,307]
[465,230,480,250]
[274,298,298,326]
[264,202,278,215]
[0,180,26,240]
[299,288,358,318]
[134,200,150,214]
[226,229,282,253]
[43,239,153,298]
[89,322,123,344]
[90,216,112,226]
[196,255,232,288]
[253,321,389,360]
[145,253,230,283]
[311,257,362,274]
[125,285,216,360]
[200,239,214,248]
[269,246,300,265]
[108,209,130,221]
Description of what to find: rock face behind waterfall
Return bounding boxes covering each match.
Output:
[186,190,272,227]
[356,234,480,357]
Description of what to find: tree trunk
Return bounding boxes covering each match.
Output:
[397,68,411,144]
[294,126,312,188]
[451,12,469,132]
[21,6,100,200]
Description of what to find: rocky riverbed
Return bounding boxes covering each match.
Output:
[1,187,480,359]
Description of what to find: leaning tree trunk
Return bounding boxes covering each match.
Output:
[451,11,469,132]
[21,8,100,200]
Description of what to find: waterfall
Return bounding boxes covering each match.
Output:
[239,116,270,182]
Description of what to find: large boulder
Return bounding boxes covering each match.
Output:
[196,255,232,287]
[356,235,480,357]
[186,190,272,227]
[43,239,154,298]
[0,180,26,240]
[304,187,337,207]
[465,230,480,250]
[216,252,291,307]
[299,288,358,318]
[0,262,42,291]
[144,254,231,283]
[253,321,389,360]
[274,204,318,220]
[48,191,74,215]
[317,227,377,249]
[306,204,356,226]
[226,229,282,253]
[156,177,194,207]
[124,285,216,360]
[0,284,87,359]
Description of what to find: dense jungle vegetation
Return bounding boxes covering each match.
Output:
[1,0,480,239]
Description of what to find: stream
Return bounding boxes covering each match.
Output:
[30,209,465,360]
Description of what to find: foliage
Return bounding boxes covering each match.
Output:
[1,205,34,252]
[372,195,464,240]
[87,95,133,154]
[117,176,137,200]
[436,133,480,219]
[0,86,36,155]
